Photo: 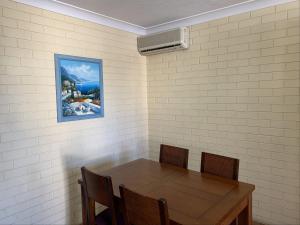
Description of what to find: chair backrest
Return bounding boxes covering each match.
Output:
[81,167,118,225]
[119,185,169,225]
[159,144,189,169]
[200,152,239,181]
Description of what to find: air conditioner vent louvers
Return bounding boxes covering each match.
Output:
[137,27,189,56]
[140,43,182,53]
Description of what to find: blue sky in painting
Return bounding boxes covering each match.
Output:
[60,59,99,82]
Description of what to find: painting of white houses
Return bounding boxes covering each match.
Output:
[55,54,104,122]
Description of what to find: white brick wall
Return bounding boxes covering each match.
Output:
[147,1,300,225]
[0,0,148,224]
[0,0,299,224]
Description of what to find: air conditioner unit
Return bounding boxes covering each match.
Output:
[137,27,189,56]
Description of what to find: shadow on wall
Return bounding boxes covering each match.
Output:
[62,147,142,225]
[62,154,114,225]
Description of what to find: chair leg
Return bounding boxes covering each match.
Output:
[230,218,238,225]
[80,183,87,225]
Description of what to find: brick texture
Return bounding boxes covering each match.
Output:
[147,1,300,225]
[0,0,148,224]
[0,0,299,225]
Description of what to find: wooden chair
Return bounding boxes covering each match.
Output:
[200,152,239,225]
[119,185,170,225]
[200,152,239,180]
[159,144,189,169]
[81,167,122,225]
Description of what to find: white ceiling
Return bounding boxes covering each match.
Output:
[57,0,250,28]
[15,0,294,34]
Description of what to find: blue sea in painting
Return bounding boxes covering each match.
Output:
[59,59,102,117]
[76,81,100,95]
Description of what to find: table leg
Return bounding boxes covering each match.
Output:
[238,194,252,225]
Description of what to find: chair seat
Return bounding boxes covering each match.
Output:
[95,208,124,225]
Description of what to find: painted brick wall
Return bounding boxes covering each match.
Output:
[147,1,299,225]
[0,0,148,224]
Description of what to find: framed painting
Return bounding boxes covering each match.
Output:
[54,54,104,122]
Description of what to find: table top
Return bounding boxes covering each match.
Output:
[100,158,255,225]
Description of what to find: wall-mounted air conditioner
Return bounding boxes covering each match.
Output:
[137,27,189,56]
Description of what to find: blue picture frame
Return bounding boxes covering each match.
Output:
[54,54,104,122]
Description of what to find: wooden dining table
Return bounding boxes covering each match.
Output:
[79,158,255,225]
